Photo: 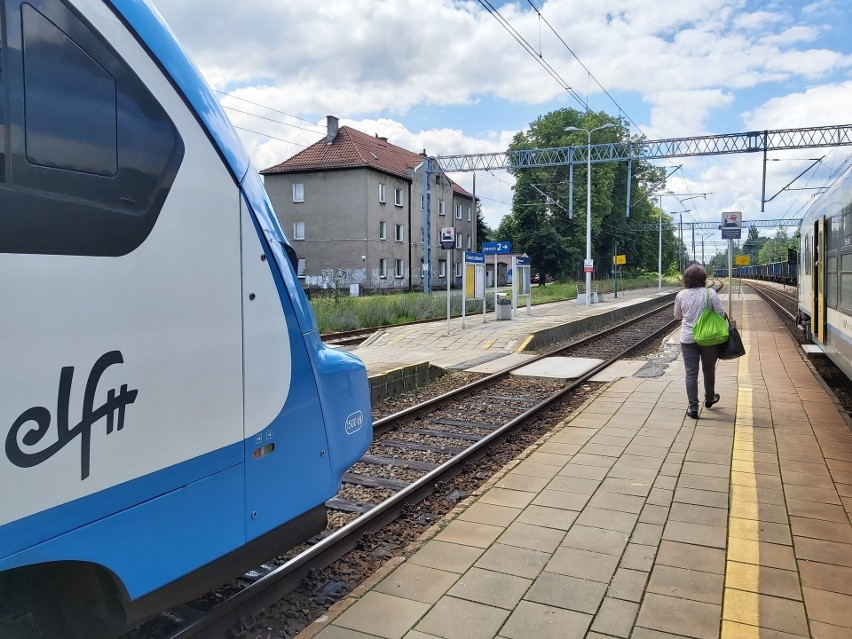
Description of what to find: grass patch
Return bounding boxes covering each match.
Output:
[311,276,679,333]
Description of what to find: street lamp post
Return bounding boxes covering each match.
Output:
[566,123,615,305]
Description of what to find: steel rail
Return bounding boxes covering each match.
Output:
[168,301,683,639]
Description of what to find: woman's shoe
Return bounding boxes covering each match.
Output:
[705,394,720,408]
[686,408,699,419]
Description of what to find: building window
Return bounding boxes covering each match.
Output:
[420,194,424,211]
[455,232,462,249]
[293,221,305,240]
[379,258,387,279]
[455,262,462,278]
[455,204,462,219]
[395,224,404,241]
[439,260,446,277]
[467,206,472,221]
[379,221,387,240]
[378,183,386,203]
[439,200,446,216]
[395,188,403,207]
[395,259,404,278]
[293,183,304,203]
[297,258,306,279]
[420,228,424,244]
[467,234,472,250]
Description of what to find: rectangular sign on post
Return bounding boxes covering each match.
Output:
[482,241,512,254]
[735,255,750,266]
[584,258,594,273]
[440,227,455,250]
[614,255,627,265]
[721,211,742,240]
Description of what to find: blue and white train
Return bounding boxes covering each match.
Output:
[0,0,372,637]
[798,164,852,380]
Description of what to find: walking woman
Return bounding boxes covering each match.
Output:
[674,263,726,419]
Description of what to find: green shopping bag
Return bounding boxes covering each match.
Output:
[693,289,729,346]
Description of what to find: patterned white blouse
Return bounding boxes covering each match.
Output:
[673,286,726,344]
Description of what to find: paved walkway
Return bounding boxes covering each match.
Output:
[353,286,677,376]
[300,291,852,639]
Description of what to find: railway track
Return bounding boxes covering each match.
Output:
[742,279,797,321]
[127,293,706,639]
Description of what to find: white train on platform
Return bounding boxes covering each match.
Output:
[798,164,852,380]
[0,1,372,637]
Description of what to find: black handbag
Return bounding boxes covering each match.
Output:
[718,319,745,360]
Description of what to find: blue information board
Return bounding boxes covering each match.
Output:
[482,241,512,254]
[464,252,485,264]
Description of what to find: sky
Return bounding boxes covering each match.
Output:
[153,0,852,257]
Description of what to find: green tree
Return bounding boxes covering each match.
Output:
[758,228,790,263]
[741,225,767,265]
[500,108,667,282]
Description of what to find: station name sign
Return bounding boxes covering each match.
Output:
[464,252,485,264]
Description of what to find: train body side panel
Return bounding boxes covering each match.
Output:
[1,0,246,573]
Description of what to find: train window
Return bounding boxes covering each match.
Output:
[23,4,117,175]
[802,234,810,275]
[830,216,842,250]
[845,212,852,245]
[0,0,184,256]
[827,252,838,309]
[841,252,852,312]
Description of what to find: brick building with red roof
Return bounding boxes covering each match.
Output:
[261,117,476,292]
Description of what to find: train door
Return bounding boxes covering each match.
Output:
[815,217,826,343]
[239,201,334,541]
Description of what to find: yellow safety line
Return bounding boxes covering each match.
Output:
[721,334,761,637]
[515,334,535,353]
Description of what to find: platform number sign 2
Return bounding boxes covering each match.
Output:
[440,227,455,250]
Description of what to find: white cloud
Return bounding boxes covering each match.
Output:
[742,80,852,129]
[150,0,852,232]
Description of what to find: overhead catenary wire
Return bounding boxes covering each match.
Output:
[214,90,324,130]
[524,0,646,137]
[475,0,590,112]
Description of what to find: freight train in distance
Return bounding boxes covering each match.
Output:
[0,0,373,637]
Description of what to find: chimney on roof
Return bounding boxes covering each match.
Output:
[326,115,339,145]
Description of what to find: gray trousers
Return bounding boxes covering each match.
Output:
[681,342,719,410]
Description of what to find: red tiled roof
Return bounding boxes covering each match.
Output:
[260,125,474,199]
[261,126,423,180]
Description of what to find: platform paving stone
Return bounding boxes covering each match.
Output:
[646,564,724,604]
[313,626,383,639]
[499,600,591,639]
[620,542,658,572]
[473,543,550,579]
[636,592,721,638]
[457,502,521,527]
[514,503,578,530]
[497,520,565,553]
[333,591,430,639]
[607,567,649,602]
[372,563,458,604]
[493,472,551,493]
[433,519,504,549]
[444,567,531,610]
[414,596,510,639]
[523,571,607,614]
[407,540,483,574]
[590,597,640,638]
[546,546,620,582]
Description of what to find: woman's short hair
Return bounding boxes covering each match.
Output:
[683,263,707,288]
